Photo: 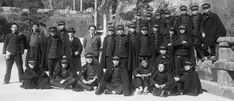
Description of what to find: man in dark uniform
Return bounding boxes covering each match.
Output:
[151,12,163,33]
[113,25,131,95]
[62,27,83,72]
[57,21,68,41]
[163,26,177,57]
[162,10,175,34]
[100,26,116,70]
[173,25,194,77]
[150,24,164,58]
[140,13,153,33]
[128,24,141,71]
[175,5,192,35]
[25,22,47,71]
[134,12,143,33]
[45,27,62,79]
[139,26,152,61]
[3,23,24,84]
[200,3,226,59]
[190,5,206,61]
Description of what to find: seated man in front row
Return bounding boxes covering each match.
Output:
[50,56,78,90]
[77,53,101,91]
[95,56,130,96]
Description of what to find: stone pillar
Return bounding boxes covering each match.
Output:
[213,37,234,87]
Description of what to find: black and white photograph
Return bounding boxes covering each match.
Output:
[0,0,233,101]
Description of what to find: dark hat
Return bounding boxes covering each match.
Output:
[179,25,186,30]
[191,5,199,11]
[116,25,124,30]
[184,60,192,66]
[28,60,36,65]
[85,53,94,58]
[152,24,160,28]
[180,5,187,11]
[67,27,76,33]
[202,3,211,9]
[129,24,136,29]
[159,45,167,50]
[141,26,148,30]
[112,56,120,61]
[146,13,153,17]
[154,12,161,16]
[164,10,170,14]
[61,56,68,64]
[108,26,115,31]
[169,26,176,31]
[136,12,142,16]
[49,27,57,32]
[58,21,65,25]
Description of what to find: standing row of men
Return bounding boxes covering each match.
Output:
[2,3,225,96]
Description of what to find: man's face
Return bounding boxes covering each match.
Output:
[158,64,165,72]
[62,63,68,68]
[184,65,191,71]
[86,58,93,64]
[180,29,186,34]
[11,25,18,33]
[68,32,74,37]
[192,10,198,15]
[29,64,35,69]
[153,27,158,32]
[141,30,147,35]
[165,14,170,18]
[146,17,151,20]
[129,28,135,33]
[155,15,160,19]
[113,60,119,66]
[117,30,124,35]
[141,61,148,68]
[160,50,167,55]
[50,32,56,36]
[169,31,174,36]
[203,8,210,13]
[181,10,187,14]
[58,25,65,30]
[136,15,141,19]
[108,30,114,35]
[89,27,96,34]
[32,25,39,32]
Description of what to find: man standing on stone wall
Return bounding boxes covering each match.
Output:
[200,3,226,59]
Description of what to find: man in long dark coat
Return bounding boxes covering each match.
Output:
[57,21,68,41]
[200,3,226,58]
[162,10,175,34]
[175,5,193,35]
[100,26,116,70]
[62,27,83,72]
[128,24,141,71]
[25,23,46,70]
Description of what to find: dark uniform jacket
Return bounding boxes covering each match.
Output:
[191,13,203,45]
[58,28,68,41]
[179,69,202,96]
[139,34,152,57]
[100,34,115,69]
[173,33,193,56]
[201,11,226,47]
[3,32,24,55]
[175,14,193,35]
[62,36,83,71]
[162,16,175,34]
[79,62,102,82]
[25,31,46,68]
[150,71,174,89]
[45,36,62,65]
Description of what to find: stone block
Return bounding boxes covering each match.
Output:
[218,48,234,61]
[213,61,234,71]
[217,70,234,87]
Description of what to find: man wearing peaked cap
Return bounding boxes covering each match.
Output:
[163,9,175,32]
[116,25,125,30]
[100,25,116,70]
[62,27,83,72]
[191,5,199,11]
[180,5,187,11]
[57,21,67,40]
[201,2,226,59]
[151,12,163,34]
[175,5,192,36]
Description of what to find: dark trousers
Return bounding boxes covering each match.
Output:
[194,45,205,59]
[4,54,24,83]
[48,58,60,79]
[174,55,189,76]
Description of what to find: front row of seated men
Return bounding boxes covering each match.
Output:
[21,52,202,96]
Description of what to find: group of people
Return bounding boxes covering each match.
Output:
[2,3,226,97]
